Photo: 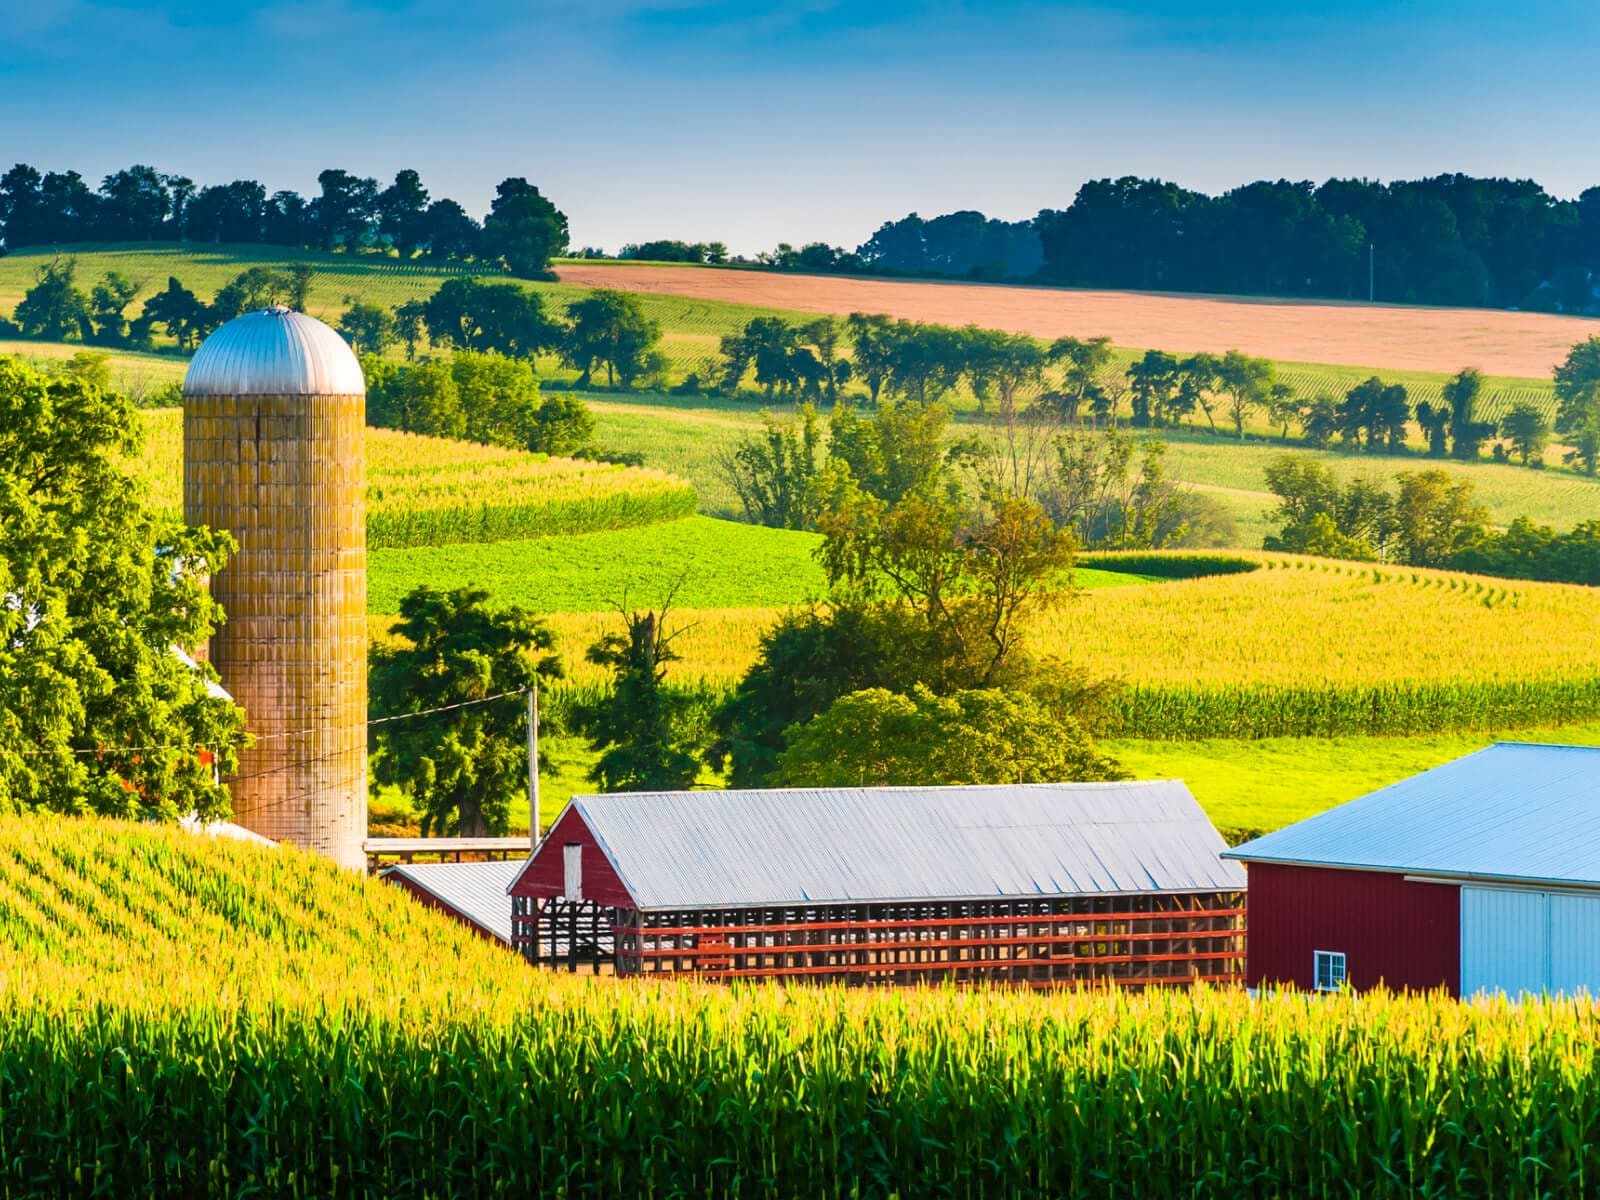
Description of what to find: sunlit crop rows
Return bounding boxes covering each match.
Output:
[135,409,696,547]
[6,816,1600,1197]
[544,555,1600,737]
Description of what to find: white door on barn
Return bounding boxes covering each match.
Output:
[1461,886,1600,998]
[1548,893,1600,996]
[1460,887,1547,997]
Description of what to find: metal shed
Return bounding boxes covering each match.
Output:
[1227,742,1600,997]
[383,860,524,945]
[507,782,1246,988]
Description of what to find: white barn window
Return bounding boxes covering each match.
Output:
[1314,950,1347,991]
[563,844,583,900]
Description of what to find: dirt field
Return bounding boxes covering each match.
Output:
[556,264,1598,379]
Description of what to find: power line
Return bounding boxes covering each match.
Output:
[11,687,532,757]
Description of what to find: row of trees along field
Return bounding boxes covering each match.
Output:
[16,255,1600,476]
[760,175,1600,310]
[11,162,1600,310]
[0,165,567,277]
[1264,456,1600,584]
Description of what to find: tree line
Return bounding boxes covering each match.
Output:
[746,175,1600,312]
[1263,456,1600,584]
[0,164,568,277]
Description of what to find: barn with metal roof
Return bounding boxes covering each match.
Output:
[383,859,523,945]
[507,781,1245,987]
[1227,742,1600,997]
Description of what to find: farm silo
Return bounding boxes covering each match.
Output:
[183,306,367,869]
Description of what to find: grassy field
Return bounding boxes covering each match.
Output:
[0,244,820,390]
[8,816,1600,1196]
[136,408,695,546]
[1111,723,1600,838]
[367,514,1157,616]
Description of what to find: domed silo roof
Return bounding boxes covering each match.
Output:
[184,306,365,396]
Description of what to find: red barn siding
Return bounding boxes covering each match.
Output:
[1246,862,1460,995]
[387,875,506,945]
[510,807,635,908]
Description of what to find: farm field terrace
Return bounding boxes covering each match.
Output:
[556,259,1598,380]
[6,816,1600,1197]
[134,408,696,546]
[367,515,1159,616]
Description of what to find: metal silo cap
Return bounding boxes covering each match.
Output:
[184,307,366,397]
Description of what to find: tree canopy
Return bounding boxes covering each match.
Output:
[0,356,243,818]
[774,686,1126,788]
[369,586,560,836]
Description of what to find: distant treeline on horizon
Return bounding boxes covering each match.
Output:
[4,164,1600,313]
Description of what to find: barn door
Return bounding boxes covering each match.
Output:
[1548,893,1600,996]
[1461,887,1546,997]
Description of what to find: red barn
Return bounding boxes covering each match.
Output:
[1226,742,1600,997]
[507,781,1247,986]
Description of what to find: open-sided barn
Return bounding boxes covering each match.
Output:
[507,782,1246,987]
[1227,742,1600,998]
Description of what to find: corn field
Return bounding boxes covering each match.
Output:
[522,556,1600,739]
[7,816,1600,1197]
[136,410,696,547]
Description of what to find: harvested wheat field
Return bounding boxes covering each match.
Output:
[557,263,1598,378]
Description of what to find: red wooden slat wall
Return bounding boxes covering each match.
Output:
[510,807,636,908]
[1246,862,1460,995]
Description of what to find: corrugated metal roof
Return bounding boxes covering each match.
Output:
[184,307,365,396]
[384,860,523,942]
[549,782,1243,911]
[1226,743,1600,887]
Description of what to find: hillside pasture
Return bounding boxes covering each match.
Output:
[2,246,1571,433]
[369,515,1159,618]
[557,260,1598,379]
[1111,722,1600,838]
[136,408,696,547]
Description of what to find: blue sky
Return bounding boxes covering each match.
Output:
[2,0,1597,253]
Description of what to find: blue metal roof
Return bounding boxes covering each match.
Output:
[1226,743,1600,887]
[542,781,1243,911]
[384,860,522,942]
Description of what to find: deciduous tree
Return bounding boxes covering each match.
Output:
[481,178,568,278]
[369,585,559,836]
[0,358,243,818]
[774,686,1124,787]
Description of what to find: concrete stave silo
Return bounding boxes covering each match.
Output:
[183,307,367,869]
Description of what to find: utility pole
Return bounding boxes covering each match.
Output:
[1369,242,1375,303]
[527,683,540,848]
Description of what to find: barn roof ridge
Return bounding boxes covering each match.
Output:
[517,780,1243,911]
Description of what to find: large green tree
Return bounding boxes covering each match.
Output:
[421,277,558,358]
[369,586,560,836]
[582,606,700,793]
[481,178,569,278]
[0,357,243,818]
[774,686,1125,788]
[564,290,661,389]
[716,404,825,530]
[14,258,92,342]
[1555,338,1600,475]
